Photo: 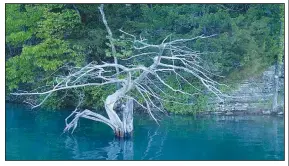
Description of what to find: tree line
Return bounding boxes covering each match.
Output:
[6,4,284,115]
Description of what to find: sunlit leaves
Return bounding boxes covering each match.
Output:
[6,4,85,92]
[6,31,33,45]
[6,4,43,46]
[36,7,80,39]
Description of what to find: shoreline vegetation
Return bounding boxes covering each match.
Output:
[5,100,284,117]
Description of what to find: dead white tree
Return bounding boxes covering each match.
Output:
[11,4,226,138]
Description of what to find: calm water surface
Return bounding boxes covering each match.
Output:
[6,103,284,160]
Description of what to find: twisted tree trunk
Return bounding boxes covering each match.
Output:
[104,72,135,138]
[104,96,133,138]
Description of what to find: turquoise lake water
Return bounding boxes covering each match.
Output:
[6,103,284,160]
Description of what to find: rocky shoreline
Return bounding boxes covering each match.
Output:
[207,65,285,116]
[197,109,284,116]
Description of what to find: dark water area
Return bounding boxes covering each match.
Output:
[6,103,284,160]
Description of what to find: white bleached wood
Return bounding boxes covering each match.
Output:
[12,5,226,138]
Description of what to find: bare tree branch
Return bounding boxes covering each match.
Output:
[12,20,226,136]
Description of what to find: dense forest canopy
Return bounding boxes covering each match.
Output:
[6,4,284,115]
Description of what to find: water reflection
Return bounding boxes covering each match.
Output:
[64,127,168,160]
[6,104,284,160]
[142,127,168,160]
[64,135,129,160]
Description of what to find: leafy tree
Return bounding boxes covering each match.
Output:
[6,4,86,109]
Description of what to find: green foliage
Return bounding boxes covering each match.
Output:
[82,85,116,108]
[6,38,85,90]
[6,4,85,93]
[129,4,283,84]
[159,75,209,115]
[6,4,43,46]
[36,6,80,39]
[6,4,284,114]
[105,37,133,58]
[163,94,208,115]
